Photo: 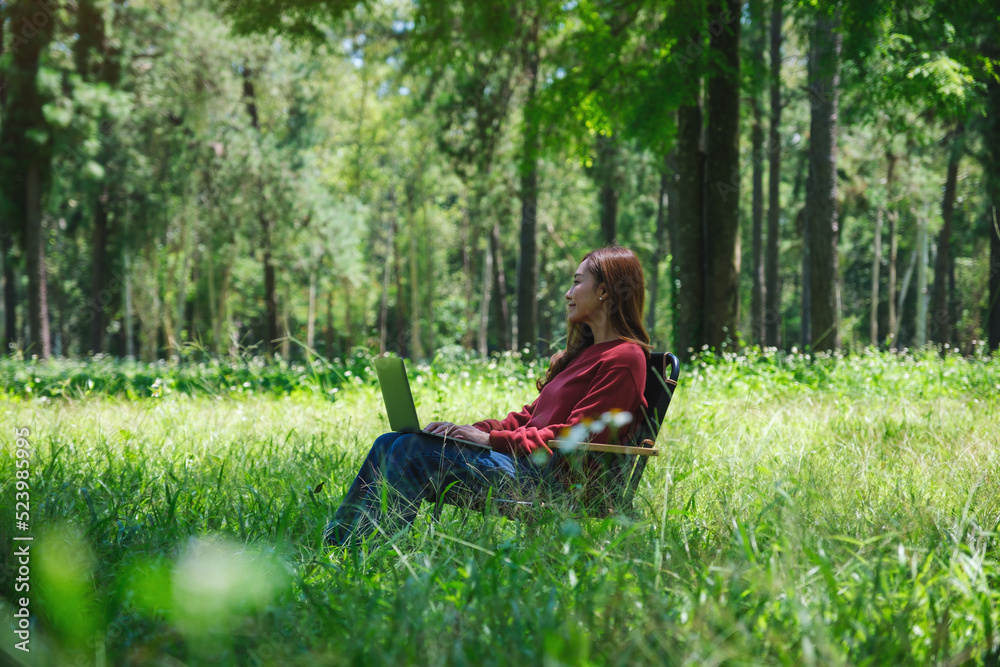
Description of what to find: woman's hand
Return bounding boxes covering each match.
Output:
[424,422,490,447]
[424,421,457,435]
[441,425,490,446]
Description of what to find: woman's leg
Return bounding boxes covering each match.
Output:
[325,432,541,545]
[324,432,408,545]
[379,433,542,528]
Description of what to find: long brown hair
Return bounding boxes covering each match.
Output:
[537,246,651,391]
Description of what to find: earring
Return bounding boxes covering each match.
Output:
[599,297,603,301]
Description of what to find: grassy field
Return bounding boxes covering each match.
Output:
[1,347,999,665]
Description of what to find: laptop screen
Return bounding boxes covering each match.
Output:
[372,357,421,433]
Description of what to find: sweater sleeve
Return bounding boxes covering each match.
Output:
[472,399,537,433]
[488,363,644,457]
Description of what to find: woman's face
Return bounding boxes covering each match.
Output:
[565,258,606,325]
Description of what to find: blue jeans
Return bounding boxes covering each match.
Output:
[324,432,546,545]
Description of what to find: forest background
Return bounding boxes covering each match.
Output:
[3,2,1000,665]
[1,0,998,364]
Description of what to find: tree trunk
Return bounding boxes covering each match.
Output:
[325,288,334,357]
[0,0,57,358]
[425,201,435,355]
[490,221,510,351]
[750,0,766,346]
[800,206,810,351]
[207,240,219,354]
[893,246,917,346]
[517,13,540,358]
[187,257,199,350]
[379,212,394,355]
[220,263,233,357]
[242,66,279,354]
[307,265,317,354]
[344,277,354,353]
[260,226,278,353]
[124,246,134,359]
[990,208,1000,352]
[538,243,554,357]
[407,188,422,360]
[0,0,11,355]
[765,0,783,349]
[872,150,896,347]
[393,211,406,357]
[460,208,474,349]
[140,244,160,362]
[171,215,188,357]
[50,232,63,355]
[76,0,121,356]
[478,234,493,356]
[704,0,742,352]
[948,252,957,349]
[88,186,109,353]
[0,6,5,110]
[931,129,962,348]
[595,133,619,246]
[751,95,765,346]
[663,149,680,351]
[646,160,670,346]
[1,230,15,355]
[983,71,1000,352]
[886,153,899,347]
[870,203,883,347]
[915,205,929,347]
[805,11,842,351]
[675,99,705,359]
[25,164,50,359]
[281,279,291,359]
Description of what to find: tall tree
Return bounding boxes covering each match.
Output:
[592,133,621,246]
[0,0,58,358]
[517,10,541,357]
[885,151,899,346]
[764,0,783,348]
[929,0,1000,351]
[75,0,122,354]
[703,0,742,351]
[0,4,17,355]
[930,125,964,347]
[986,73,1000,352]
[490,221,511,351]
[748,0,766,346]
[675,103,705,358]
[242,65,280,354]
[646,154,672,346]
[804,9,842,351]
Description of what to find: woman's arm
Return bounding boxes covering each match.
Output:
[487,362,645,457]
[471,400,536,433]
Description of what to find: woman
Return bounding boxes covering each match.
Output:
[324,246,652,546]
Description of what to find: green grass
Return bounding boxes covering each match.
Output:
[1,348,999,665]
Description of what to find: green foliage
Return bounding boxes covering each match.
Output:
[0,351,375,400]
[2,0,999,363]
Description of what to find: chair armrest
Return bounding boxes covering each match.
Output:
[548,440,659,456]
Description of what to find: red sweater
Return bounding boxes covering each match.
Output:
[472,339,647,456]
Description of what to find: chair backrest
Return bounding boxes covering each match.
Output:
[617,352,680,508]
[573,351,680,515]
[630,352,680,448]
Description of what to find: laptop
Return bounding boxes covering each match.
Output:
[372,357,492,450]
